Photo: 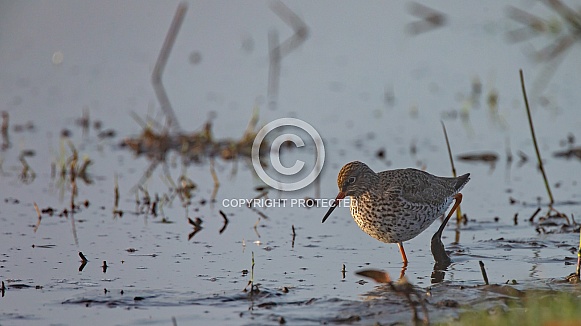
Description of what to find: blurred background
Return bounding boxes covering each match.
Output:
[1,1,580,325]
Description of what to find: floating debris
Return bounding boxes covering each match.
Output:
[407,2,447,35]
[457,152,498,163]
[554,146,581,161]
[1,111,9,150]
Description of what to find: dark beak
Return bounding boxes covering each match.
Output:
[322,192,346,223]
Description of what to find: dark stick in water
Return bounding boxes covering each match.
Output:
[479,260,489,285]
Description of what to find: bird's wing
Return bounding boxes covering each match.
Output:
[399,170,452,206]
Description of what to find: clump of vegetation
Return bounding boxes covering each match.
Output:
[121,109,263,164]
[448,291,581,326]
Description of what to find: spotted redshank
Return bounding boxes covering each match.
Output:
[322,161,469,264]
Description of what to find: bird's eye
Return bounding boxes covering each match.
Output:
[348,176,356,184]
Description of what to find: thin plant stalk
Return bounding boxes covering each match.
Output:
[577,226,581,278]
[441,121,463,223]
[519,69,554,205]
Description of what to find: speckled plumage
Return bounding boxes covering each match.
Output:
[323,161,470,260]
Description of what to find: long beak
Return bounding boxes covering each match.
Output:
[322,192,346,223]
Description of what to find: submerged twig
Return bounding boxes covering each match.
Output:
[247,194,270,221]
[519,69,554,205]
[19,155,35,184]
[187,217,203,240]
[479,260,490,285]
[219,210,229,234]
[70,214,79,247]
[210,158,219,203]
[33,202,42,233]
[152,2,187,131]
[78,252,88,272]
[113,174,120,217]
[253,217,261,238]
[529,207,542,222]
[79,252,88,263]
[1,111,9,150]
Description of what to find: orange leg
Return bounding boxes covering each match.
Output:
[399,264,407,280]
[397,242,408,265]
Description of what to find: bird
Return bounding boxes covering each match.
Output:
[322,161,469,264]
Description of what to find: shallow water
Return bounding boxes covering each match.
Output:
[1,1,581,325]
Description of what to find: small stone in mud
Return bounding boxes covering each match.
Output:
[4,198,20,204]
[189,51,202,65]
[257,302,277,309]
[376,148,385,159]
[437,299,459,308]
[336,315,361,323]
[97,129,116,139]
